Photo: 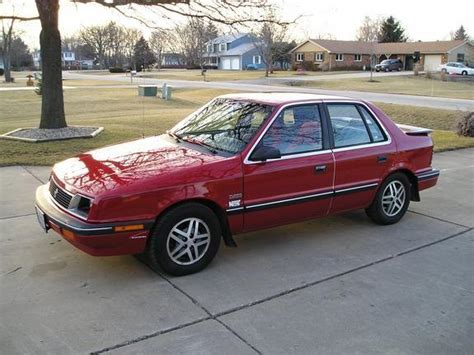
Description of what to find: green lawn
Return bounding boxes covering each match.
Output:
[286,75,474,100]
[132,69,356,82]
[0,85,472,166]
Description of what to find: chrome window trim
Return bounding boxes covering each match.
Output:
[243,100,392,165]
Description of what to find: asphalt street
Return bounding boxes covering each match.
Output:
[0,148,473,354]
[62,71,474,112]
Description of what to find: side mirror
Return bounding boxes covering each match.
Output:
[250,145,281,162]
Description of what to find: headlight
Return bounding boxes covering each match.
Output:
[69,194,92,218]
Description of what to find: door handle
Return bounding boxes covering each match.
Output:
[315,165,327,173]
[377,155,387,163]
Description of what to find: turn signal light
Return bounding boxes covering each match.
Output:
[114,224,144,232]
[62,229,75,239]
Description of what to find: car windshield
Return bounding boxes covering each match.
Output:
[380,60,390,64]
[172,98,274,154]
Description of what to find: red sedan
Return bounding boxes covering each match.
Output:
[35,93,439,275]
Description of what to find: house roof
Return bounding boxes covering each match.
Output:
[208,33,247,44]
[291,39,469,55]
[222,42,257,56]
[308,39,376,54]
[375,40,467,54]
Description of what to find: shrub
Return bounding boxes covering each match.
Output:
[0,68,4,76]
[440,70,448,81]
[109,67,125,73]
[457,112,474,137]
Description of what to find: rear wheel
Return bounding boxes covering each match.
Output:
[146,203,221,276]
[366,173,411,225]
[462,71,467,76]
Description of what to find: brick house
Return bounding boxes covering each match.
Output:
[291,39,474,71]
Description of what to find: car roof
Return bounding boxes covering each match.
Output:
[217,92,352,105]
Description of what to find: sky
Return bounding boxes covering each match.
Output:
[1,0,473,50]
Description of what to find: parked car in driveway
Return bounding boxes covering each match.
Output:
[439,62,474,75]
[375,59,403,72]
[35,93,439,276]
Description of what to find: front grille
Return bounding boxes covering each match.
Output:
[49,179,73,209]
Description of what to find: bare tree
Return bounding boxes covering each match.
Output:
[122,27,141,69]
[1,0,290,129]
[356,16,381,42]
[1,19,15,82]
[252,10,287,77]
[149,30,167,70]
[80,24,111,69]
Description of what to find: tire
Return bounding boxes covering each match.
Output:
[462,71,467,76]
[441,68,447,73]
[146,203,221,276]
[365,173,411,225]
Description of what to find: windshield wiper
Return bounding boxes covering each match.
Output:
[166,130,181,142]
[181,137,218,154]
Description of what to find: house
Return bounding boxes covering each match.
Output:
[33,50,77,69]
[203,33,265,70]
[161,52,185,68]
[290,39,474,71]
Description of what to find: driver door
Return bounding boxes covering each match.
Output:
[242,103,335,232]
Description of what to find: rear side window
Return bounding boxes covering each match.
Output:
[359,107,386,142]
[327,104,371,148]
[327,104,387,148]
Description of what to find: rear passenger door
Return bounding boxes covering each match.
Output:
[324,102,397,213]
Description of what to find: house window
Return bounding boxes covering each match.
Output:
[253,55,261,65]
[457,53,465,63]
[354,54,362,62]
[335,54,344,61]
[296,53,304,62]
[207,44,214,53]
[219,43,226,52]
[315,53,324,62]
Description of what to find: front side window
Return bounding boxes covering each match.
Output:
[172,99,273,154]
[258,104,323,156]
[327,104,371,148]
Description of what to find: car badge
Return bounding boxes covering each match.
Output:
[53,188,59,198]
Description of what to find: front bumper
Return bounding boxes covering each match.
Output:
[35,185,154,256]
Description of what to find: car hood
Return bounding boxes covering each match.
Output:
[52,135,226,196]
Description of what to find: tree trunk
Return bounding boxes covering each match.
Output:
[36,0,67,129]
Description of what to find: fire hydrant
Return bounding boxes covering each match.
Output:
[26,74,34,87]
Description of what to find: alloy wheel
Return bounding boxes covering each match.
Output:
[166,218,211,265]
[381,181,406,217]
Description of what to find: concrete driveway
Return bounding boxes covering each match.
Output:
[0,149,473,354]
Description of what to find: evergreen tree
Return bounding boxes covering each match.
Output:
[452,25,469,40]
[378,16,407,43]
[133,36,155,70]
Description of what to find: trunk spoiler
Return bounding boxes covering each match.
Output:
[396,124,432,136]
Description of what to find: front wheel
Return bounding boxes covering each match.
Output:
[462,71,467,76]
[146,203,221,276]
[366,173,411,225]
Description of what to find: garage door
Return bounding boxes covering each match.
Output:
[424,55,442,72]
[221,56,240,70]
